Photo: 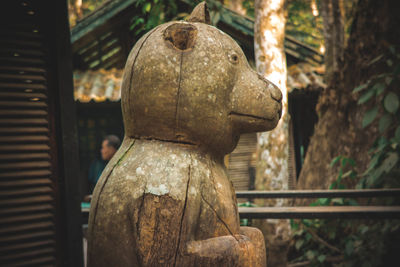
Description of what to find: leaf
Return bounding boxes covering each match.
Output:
[303,219,312,227]
[317,254,326,263]
[385,76,393,85]
[330,156,341,167]
[329,181,337,189]
[378,136,389,147]
[341,157,348,167]
[290,220,299,230]
[368,54,383,65]
[321,198,330,205]
[294,229,304,236]
[305,232,312,241]
[372,82,386,96]
[338,184,346,189]
[389,46,396,54]
[342,158,356,167]
[347,199,359,206]
[379,114,392,133]
[314,198,330,206]
[362,106,378,128]
[332,198,344,205]
[381,152,399,174]
[210,11,220,26]
[345,240,354,256]
[342,170,353,178]
[306,250,315,260]
[387,59,393,66]
[337,169,343,182]
[364,154,380,175]
[142,2,151,13]
[358,89,375,104]
[366,165,385,187]
[295,239,304,250]
[328,230,336,239]
[359,225,369,234]
[353,83,369,93]
[384,92,399,113]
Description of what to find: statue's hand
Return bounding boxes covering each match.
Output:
[239,226,267,267]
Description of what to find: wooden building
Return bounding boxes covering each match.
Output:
[0,0,83,265]
[71,0,325,194]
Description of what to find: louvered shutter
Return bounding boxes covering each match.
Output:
[0,1,64,265]
[228,133,258,191]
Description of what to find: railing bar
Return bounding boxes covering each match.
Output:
[238,206,400,219]
[236,189,400,199]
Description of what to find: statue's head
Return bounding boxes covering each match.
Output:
[121,2,282,156]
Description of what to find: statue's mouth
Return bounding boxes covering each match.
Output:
[228,112,275,121]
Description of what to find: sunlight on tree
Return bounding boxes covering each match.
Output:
[254,0,291,266]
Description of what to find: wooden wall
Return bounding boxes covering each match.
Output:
[0,0,83,265]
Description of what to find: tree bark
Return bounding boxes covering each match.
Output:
[297,0,400,190]
[320,0,344,85]
[254,0,290,266]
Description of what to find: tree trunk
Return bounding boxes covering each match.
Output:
[297,0,400,190]
[254,0,290,266]
[320,0,344,85]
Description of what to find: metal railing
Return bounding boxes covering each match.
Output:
[236,189,400,219]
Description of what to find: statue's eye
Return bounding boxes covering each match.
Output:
[228,53,239,64]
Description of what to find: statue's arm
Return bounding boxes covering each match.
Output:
[179,227,266,267]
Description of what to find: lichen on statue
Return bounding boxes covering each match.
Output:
[87,2,282,266]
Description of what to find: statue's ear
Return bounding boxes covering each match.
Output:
[187,2,210,24]
[164,23,198,51]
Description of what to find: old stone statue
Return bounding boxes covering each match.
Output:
[88,2,282,266]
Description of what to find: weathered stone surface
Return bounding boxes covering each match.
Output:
[88,2,282,266]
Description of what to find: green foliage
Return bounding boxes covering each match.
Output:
[238,201,257,226]
[290,47,400,266]
[70,0,186,34]
[286,0,324,49]
[327,156,357,190]
[206,0,224,26]
[353,46,400,189]
[242,0,254,17]
[290,216,400,266]
[290,162,399,266]
[383,92,399,114]
[238,0,323,49]
[131,0,182,36]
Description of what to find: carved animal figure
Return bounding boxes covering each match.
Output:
[88,2,282,266]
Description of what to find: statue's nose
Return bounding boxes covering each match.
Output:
[257,73,282,102]
[269,83,282,102]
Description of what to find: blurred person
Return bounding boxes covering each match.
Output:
[88,135,120,192]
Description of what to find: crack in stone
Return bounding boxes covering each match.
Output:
[200,193,239,242]
[90,139,136,238]
[174,50,184,136]
[133,136,197,146]
[148,200,161,262]
[173,158,191,266]
[136,189,146,242]
[134,188,146,265]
